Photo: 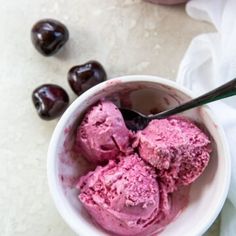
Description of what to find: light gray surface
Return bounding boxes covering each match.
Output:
[0,0,218,235]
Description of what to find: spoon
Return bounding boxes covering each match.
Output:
[120,78,236,131]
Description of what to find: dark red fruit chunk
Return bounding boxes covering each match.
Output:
[32,84,69,120]
[68,60,107,96]
[31,19,69,56]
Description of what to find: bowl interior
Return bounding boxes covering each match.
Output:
[48,76,230,236]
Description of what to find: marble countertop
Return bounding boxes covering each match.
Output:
[0,0,218,235]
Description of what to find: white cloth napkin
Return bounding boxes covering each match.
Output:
[177,0,236,235]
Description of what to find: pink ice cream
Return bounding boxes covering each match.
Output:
[76,101,212,235]
[134,116,212,192]
[78,154,180,236]
[76,101,132,164]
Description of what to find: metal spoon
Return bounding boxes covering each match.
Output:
[120,78,236,131]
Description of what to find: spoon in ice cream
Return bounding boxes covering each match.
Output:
[120,78,236,131]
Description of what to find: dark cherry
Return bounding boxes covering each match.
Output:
[31,19,69,56]
[32,84,69,120]
[67,60,107,96]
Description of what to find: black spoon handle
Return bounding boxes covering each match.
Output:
[150,78,236,120]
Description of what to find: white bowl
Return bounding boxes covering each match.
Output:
[47,75,231,236]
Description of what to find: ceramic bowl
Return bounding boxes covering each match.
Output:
[48,75,231,236]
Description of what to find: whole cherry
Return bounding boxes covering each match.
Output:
[67,60,107,96]
[31,19,69,56]
[32,84,69,120]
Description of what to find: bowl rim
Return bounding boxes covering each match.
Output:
[47,75,231,236]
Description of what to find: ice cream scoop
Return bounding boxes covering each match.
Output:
[76,100,133,164]
[134,116,212,192]
[77,154,177,236]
